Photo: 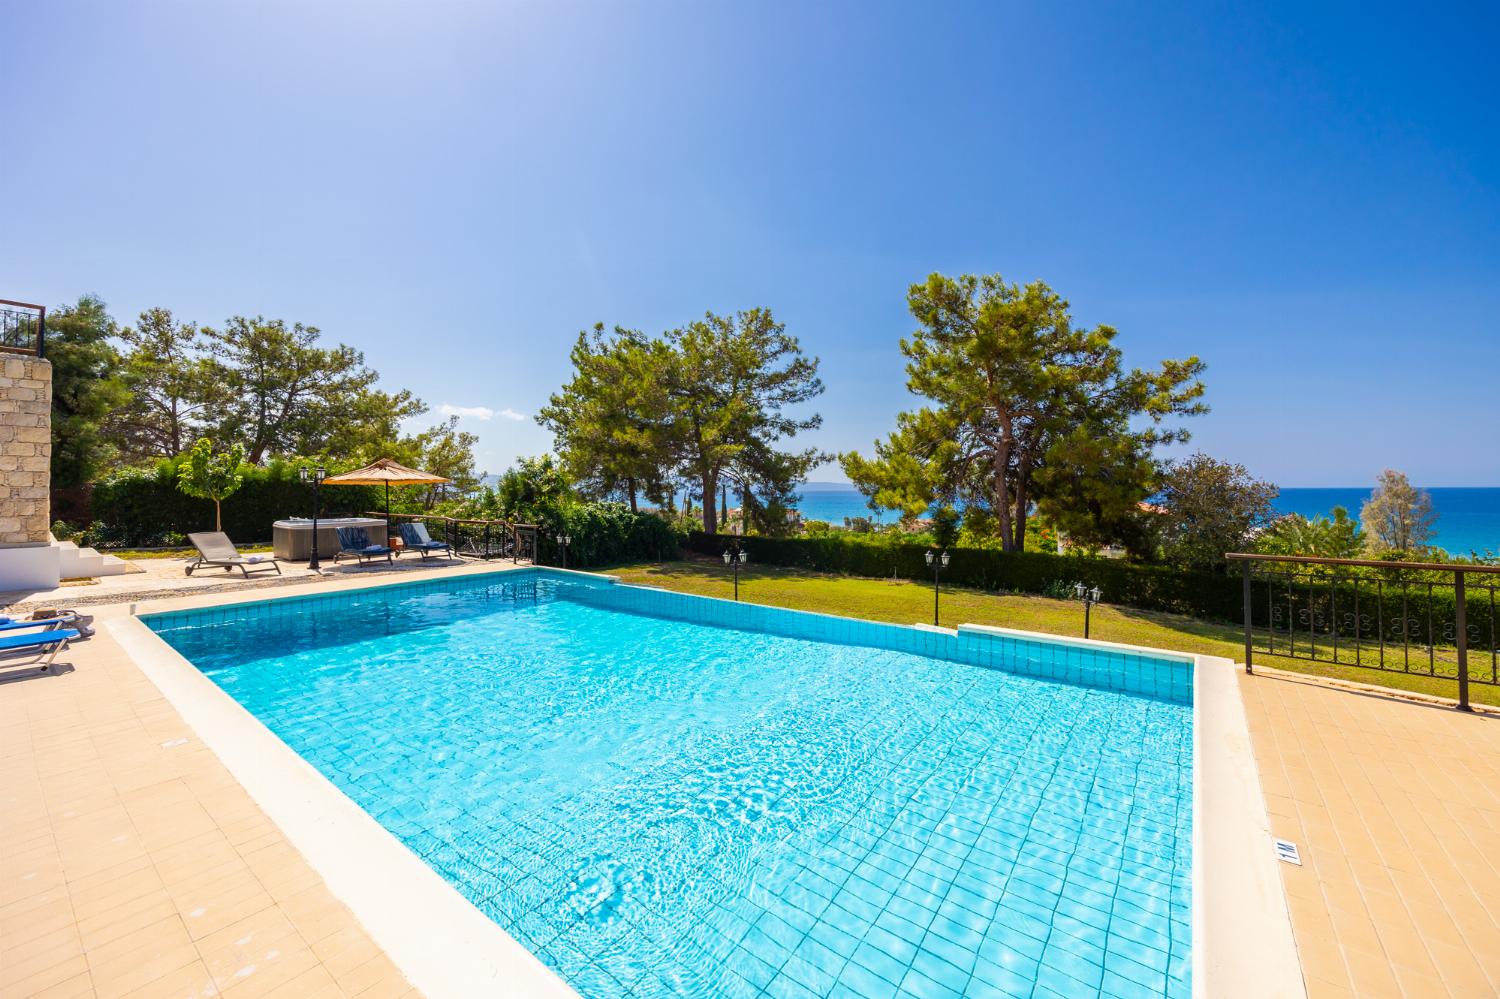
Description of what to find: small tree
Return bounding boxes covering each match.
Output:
[1156,453,1278,572]
[177,438,246,532]
[1361,469,1437,553]
[1257,506,1365,560]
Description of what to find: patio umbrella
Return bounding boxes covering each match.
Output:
[322,458,452,538]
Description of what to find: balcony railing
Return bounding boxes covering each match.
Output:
[0,299,46,357]
[1227,552,1500,711]
[369,511,538,563]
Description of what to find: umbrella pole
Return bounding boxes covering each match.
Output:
[385,482,391,544]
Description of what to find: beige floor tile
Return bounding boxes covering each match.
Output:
[114,960,219,999]
[195,907,319,997]
[0,956,92,999]
[22,970,97,999]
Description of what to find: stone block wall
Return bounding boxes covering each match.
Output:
[0,355,52,544]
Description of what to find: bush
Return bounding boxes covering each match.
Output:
[687,531,1243,621]
[88,458,384,547]
[533,502,688,568]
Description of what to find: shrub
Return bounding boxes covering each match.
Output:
[534,502,688,568]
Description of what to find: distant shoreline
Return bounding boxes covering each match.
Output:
[789,484,1500,555]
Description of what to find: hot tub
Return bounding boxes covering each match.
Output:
[272,517,389,560]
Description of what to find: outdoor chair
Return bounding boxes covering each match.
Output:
[186,532,283,577]
[0,628,81,674]
[335,526,395,566]
[397,521,454,559]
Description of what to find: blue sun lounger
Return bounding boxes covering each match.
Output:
[0,628,80,672]
[397,521,453,560]
[335,526,395,566]
[0,616,74,633]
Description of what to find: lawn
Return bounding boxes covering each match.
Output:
[603,559,1499,708]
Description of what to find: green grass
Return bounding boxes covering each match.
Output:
[115,544,273,559]
[602,559,1500,707]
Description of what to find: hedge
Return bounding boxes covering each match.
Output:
[685,532,1499,651]
[87,459,383,547]
[535,503,688,569]
[686,531,1244,621]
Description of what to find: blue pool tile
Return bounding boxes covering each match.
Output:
[148,568,1193,999]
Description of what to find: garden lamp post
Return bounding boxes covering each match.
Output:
[925,549,950,626]
[299,465,327,572]
[723,545,748,601]
[556,533,571,569]
[1074,582,1102,638]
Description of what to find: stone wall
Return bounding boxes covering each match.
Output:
[0,355,52,544]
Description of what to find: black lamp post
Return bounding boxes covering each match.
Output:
[925,549,950,626]
[556,533,571,569]
[1073,582,1103,638]
[723,545,748,600]
[299,465,327,572]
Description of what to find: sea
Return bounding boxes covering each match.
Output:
[790,483,1500,556]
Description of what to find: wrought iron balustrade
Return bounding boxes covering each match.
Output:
[1227,552,1500,711]
[369,512,537,563]
[0,299,46,356]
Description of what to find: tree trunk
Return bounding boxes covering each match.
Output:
[701,471,718,534]
[1012,481,1028,551]
[627,477,638,514]
[993,440,1014,552]
[1012,455,1032,552]
[214,499,222,532]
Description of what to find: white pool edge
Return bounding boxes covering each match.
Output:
[112,565,1304,999]
[108,591,581,999]
[1191,651,1305,999]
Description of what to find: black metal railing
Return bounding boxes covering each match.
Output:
[1228,552,1500,711]
[372,512,538,563]
[0,299,46,357]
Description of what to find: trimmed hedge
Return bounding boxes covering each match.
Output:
[687,532,1243,621]
[88,459,383,547]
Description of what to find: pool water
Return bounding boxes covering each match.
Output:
[147,572,1192,998]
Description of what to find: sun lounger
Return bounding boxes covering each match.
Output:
[397,522,453,559]
[0,628,80,673]
[186,532,283,577]
[0,615,75,632]
[335,526,395,566]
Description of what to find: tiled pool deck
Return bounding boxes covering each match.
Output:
[1242,669,1500,998]
[0,616,420,999]
[2,562,1494,998]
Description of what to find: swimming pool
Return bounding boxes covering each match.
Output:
[144,570,1193,998]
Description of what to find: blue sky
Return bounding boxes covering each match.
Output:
[5,1,1498,486]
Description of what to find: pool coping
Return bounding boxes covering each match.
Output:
[108,563,1304,999]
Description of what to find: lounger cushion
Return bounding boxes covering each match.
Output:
[0,628,79,651]
[0,617,71,632]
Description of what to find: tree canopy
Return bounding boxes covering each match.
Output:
[1155,453,1279,571]
[204,316,373,464]
[176,437,246,532]
[112,307,220,462]
[47,295,130,490]
[539,308,826,533]
[537,325,673,512]
[1361,469,1437,553]
[40,298,480,511]
[841,274,1206,551]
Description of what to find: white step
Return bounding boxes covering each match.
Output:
[50,538,131,579]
